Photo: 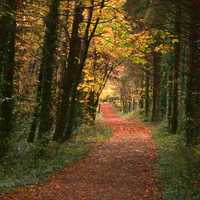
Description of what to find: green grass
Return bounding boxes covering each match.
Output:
[120,109,146,120]
[153,122,200,200]
[0,123,111,193]
[74,123,111,143]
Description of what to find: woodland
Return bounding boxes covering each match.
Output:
[0,0,200,199]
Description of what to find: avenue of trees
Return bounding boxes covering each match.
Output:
[0,0,200,163]
[113,0,200,146]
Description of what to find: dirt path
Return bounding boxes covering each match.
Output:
[1,104,160,200]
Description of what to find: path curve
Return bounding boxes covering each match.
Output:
[1,104,160,200]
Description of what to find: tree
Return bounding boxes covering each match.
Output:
[151,51,161,121]
[171,2,181,133]
[28,0,60,143]
[0,0,17,158]
[54,0,105,142]
[185,1,200,145]
[54,1,84,142]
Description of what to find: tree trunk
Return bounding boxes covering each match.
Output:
[0,0,17,158]
[54,0,104,141]
[145,69,150,118]
[36,0,60,142]
[152,52,161,122]
[28,61,44,143]
[185,1,200,145]
[63,0,105,139]
[167,64,173,129]
[54,3,83,142]
[171,3,181,133]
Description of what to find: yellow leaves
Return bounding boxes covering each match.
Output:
[154,44,173,54]
[129,28,178,65]
[82,0,93,7]
[15,1,48,110]
[131,31,153,51]
[78,59,98,93]
[92,0,133,61]
[78,0,135,99]
[172,38,179,44]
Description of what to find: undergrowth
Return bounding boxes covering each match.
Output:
[153,122,200,200]
[120,109,200,200]
[120,109,145,120]
[0,122,111,193]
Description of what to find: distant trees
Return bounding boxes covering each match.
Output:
[123,0,200,145]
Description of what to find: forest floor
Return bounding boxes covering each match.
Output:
[0,104,161,200]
